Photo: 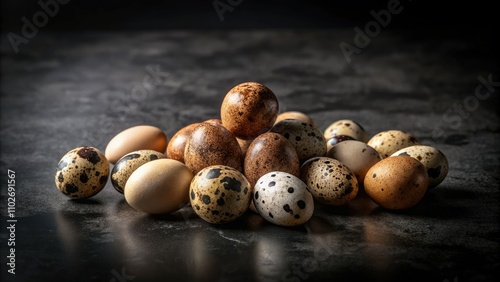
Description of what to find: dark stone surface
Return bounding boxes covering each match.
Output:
[1,29,499,282]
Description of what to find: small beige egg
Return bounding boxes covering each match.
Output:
[324,119,369,142]
[326,140,382,184]
[105,125,168,164]
[124,159,193,214]
[300,157,358,205]
[166,123,200,163]
[391,145,449,188]
[111,150,166,194]
[254,171,314,226]
[367,130,420,158]
[364,156,428,210]
[190,165,252,224]
[184,123,243,174]
[55,146,109,199]
[220,82,279,140]
[270,119,326,163]
[275,111,315,126]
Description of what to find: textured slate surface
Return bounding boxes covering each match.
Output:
[0,30,499,282]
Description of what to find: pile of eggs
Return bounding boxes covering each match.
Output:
[55,82,449,226]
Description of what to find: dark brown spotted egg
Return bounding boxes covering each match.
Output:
[324,119,369,142]
[367,130,420,158]
[190,165,252,224]
[391,145,449,188]
[111,150,166,194]
[300,157,358,205]
[55,146,109,199]
[254,171,314,226]
[270,119,326,163]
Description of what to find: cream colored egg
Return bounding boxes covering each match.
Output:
[124,159,193,214]
[391,145,449,188]
[367,130,420,158]
[324,119,369,142]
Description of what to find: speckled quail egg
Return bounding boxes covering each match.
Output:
[111,150,166,194]
[300,157,358,205]
[324,119,369,142]
[391,145,449,188]
[367,130,420,158]
[190,165,252,224]
[55,146,109,199]
[270,119,326,162]
[253,171,314,226]
[326,140,382,184]
[364,156,428,210]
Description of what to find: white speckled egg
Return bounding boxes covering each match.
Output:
[55,146,109,199]
[190,165,252,224]
[324,119,369,142]
[391,145,449,188]
[111,150,166,194]
[270,119,326,162]
[300,157,358,205]
[367,130,420,158]
[254,171,314,226]
[326,140,382,184]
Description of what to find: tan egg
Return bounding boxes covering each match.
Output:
[166,123,200,163]
[190,165,252,224]
[364,156,428,210]
[220,82,279,139]
[270,119,326,163]
[367,130,420,158]
[124,159,193,214]
[55,146,109,199]
[326,135,355,152]
[326,140,382,184]
[184,123,243,174]
[391,145,449,188]
[244,132,300,188]
[300,157,358,205]
[275,111,315,126]
[236,137,254,157]
[324,119,369,142]
[111,150,166,194]
[105,125,168,164]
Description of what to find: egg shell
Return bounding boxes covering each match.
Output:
[326,135,355,152]
[105,125,168,164]
[367,130,420,158]
[237,137,254,157]
[364,156,429,210]
[300,157,358,205]
[184,123,243,174]
[270,119,326,163]
[391,145,449,188]
[244,132,300,187]
[221,82,279,140]
[275,111,315,127]
[190,165,252,224]
[124,159,193,214]
[55,146,109,199]
[111,150,166,194]
[326,140,382,184]
[324,119,369,142]
[166,123,200,163]
[254,171,314,226]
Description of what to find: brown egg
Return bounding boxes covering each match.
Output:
[220,82,279,140]
[184,123,243,174]
[124,159,193,214]
[275,111,315,126]
[244,132,300,187]
[105,125,168,164]
[166,123,200,163]
[364,156,429,210]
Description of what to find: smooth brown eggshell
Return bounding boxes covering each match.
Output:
[166,123,200,163]
[275,111,315,126]
[184,123,243,174]
[364,156,429,210]
[367,130,420,158]
[124,159,193,214]
[105,125,168,164]
[244,132,300,188]
[220,82,279,140]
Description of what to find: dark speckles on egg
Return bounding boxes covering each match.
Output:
[77,147,101,164]
[297,200,306,209]
[288,187,294,193]
[283,204,292,213]
[80,172,89,183]
[254,191,259,199]
[202,195,211,204]
[65,183,79,194]
[206,168,222,179]
[191,190,196,200]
